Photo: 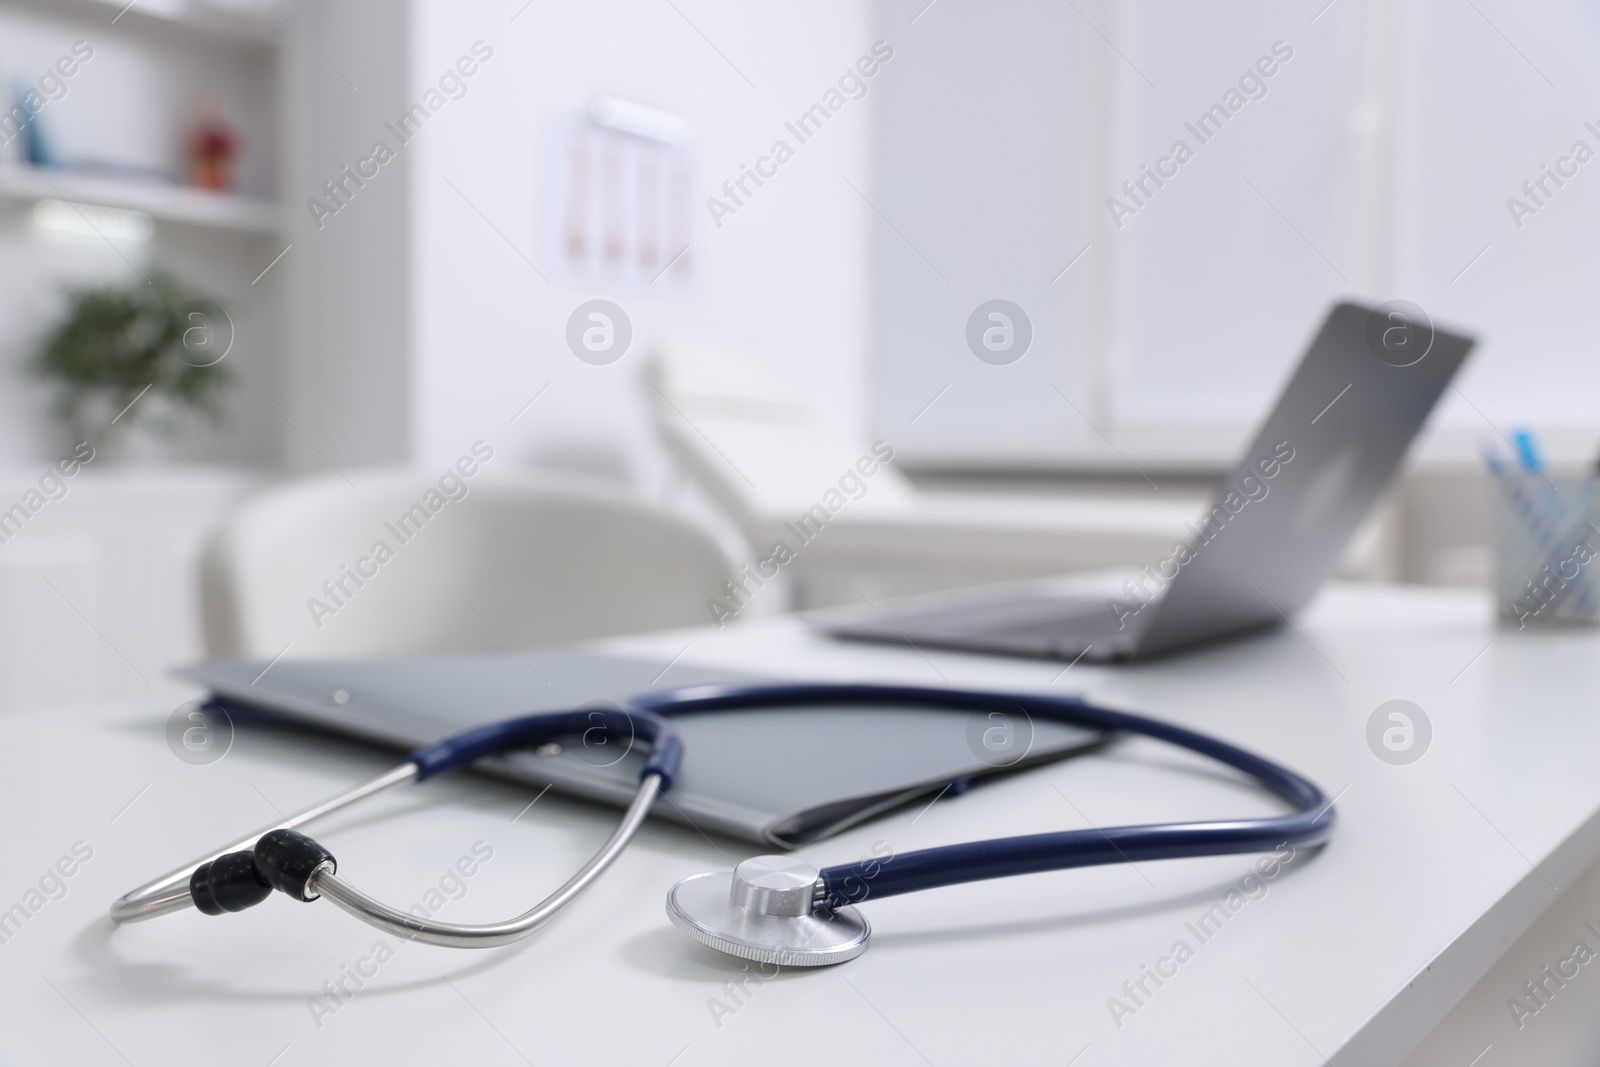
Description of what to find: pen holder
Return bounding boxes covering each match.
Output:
[1495,472,1600,629]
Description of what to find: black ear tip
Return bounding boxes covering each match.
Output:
[189,831,338,915]
[190,850,271,915]
[254,829,336,902]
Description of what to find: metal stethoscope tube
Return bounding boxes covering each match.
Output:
[110,704,683,947]
[311,773,659,948]
[110,762,420,925]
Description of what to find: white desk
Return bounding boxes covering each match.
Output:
[5,584,1599,1066]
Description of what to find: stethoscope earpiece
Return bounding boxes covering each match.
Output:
[189,829,335,915]
[110,709,679,946]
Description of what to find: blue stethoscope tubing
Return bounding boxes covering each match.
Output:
[409,682,1336,903]
[625,683,1335,906]
[111,682,1333,948]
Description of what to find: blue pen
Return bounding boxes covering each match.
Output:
[1486,445,1573,619]
[1484,446,1551,602]
[1483,446,1551,540]
[1513,427,1544,473]
[1513,426,1562,552]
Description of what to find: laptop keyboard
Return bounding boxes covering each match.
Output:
[826,593,1145,660]
[983,600,1131,640]
[888,595,1133,641]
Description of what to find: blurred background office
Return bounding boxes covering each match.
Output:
[0,0,1595,710]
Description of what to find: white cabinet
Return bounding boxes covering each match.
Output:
[0,465,256,712]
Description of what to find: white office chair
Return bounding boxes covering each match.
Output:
[199,467,737,659]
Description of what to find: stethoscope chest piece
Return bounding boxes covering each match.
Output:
[666,855,870,967]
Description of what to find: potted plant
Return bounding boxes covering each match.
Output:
[31,270,233,457]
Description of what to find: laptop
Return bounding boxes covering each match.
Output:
[821,301,1475,662]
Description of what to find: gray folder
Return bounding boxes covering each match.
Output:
[176,649,1106,847]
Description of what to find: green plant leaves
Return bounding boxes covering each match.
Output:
[31,269,233,445]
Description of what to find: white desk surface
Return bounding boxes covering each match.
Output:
[3,583,1596,1067]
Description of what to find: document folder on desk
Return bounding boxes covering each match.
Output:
[176,649,1106,847]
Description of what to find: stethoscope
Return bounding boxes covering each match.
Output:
[112,684,1336,965]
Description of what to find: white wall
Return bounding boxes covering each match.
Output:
[869,0,1100,463]
[284,0,875,493]
[1107,2,1361,431]
[873,0,1600,471]
[1393,0,1600,427]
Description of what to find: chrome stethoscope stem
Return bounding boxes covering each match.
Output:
[111,703,681,946]
[109,762,420,924]
[111,765,662,948]
[312,774,662,948]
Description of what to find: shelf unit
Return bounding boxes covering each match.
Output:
[7,0,278,47]
[0,165,281,234]
[0,0,288,468]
